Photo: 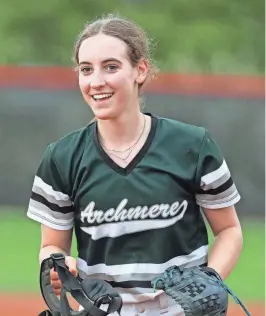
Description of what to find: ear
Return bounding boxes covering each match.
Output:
[135,58,149,85]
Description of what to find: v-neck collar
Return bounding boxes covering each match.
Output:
[93,113,158,176]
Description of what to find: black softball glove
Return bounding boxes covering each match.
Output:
[151,265,251,316]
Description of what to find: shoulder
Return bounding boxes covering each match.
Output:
[48,123,95,162]
[155,115,207,146]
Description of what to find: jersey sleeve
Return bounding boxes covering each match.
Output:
[27,145,75,230]
[195,129,241,209]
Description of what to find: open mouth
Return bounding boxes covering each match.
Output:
[92,93,114,101]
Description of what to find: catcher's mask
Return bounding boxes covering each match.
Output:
[38,253,122,316]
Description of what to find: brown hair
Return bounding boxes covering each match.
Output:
[73,13,159,91]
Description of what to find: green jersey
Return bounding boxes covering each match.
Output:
[27,113,240,303]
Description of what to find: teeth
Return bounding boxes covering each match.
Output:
[93,93,113,100]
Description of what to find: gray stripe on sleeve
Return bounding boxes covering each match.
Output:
[201,170,231,191]
[29,199,74,221]
[196,183,237,203]
[33,184,73,207]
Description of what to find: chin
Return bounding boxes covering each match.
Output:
[92,109,119,121]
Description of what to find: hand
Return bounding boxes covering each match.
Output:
[50,256,77,296]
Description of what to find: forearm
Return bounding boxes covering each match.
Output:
[39,225,73,264]
[39,245,70,264]
[207,226,243,280]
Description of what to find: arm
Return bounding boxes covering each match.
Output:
[39,224,77,275]
[39,224,73,263]
[202,205,243,280]
[39,225,77,295]
[27,145,76,295]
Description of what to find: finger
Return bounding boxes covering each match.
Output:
[51,280,62,289]
[54,289,61,296]
[50,270,60,281]
[65,256,78,276]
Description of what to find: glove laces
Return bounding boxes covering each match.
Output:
[153,269,175,292]
[215,278,251,316]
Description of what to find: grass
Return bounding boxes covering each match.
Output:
[1,208,265,301]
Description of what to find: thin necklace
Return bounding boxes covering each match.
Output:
[99,115,146,163]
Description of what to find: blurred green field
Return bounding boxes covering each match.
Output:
[1,208,265,301]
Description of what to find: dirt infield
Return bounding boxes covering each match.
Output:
[0,293,264,316]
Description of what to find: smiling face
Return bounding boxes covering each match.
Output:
[77,33,148,120]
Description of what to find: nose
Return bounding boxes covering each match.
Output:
[89,71,106,88]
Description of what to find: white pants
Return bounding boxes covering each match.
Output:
[79,293,184,316]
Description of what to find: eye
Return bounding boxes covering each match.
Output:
[105,64,118,72]
[80,67,92,75]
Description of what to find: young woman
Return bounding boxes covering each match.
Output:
[27,14,243,316]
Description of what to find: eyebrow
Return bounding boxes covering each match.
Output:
[78,58,122,66]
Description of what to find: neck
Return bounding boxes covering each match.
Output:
[97,111,146,150]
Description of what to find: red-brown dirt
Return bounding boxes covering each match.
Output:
[0,293,264,316]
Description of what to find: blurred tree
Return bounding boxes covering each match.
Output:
[0,0,264,74]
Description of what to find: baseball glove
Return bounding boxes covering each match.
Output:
[151,265,251,316]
